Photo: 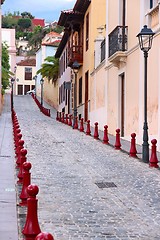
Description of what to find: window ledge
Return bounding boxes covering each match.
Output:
[145,4,159,17]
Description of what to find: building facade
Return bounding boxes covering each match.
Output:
[15,58,36,95]
[91,0,160,149]
[36,31,62,109]
[55,0,106,118]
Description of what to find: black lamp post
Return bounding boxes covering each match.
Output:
[40,78,44,106]
[33,75,37,97]
[11,78,15,110]
[137,25,155,163]
[72,61,80,129]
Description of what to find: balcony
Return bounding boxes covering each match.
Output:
[149,5,159,29]
[108,26,128,66]
[68,45,83,67]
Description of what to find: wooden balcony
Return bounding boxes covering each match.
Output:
[68,45,83,67]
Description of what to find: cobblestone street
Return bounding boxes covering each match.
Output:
[14,95,160,240]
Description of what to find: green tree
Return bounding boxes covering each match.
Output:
[2,15,18,28]
[2,43,13,94]
[36,56,59,82]
[28,26,49,53]
[21,11,34,19]
[17,18,31,31]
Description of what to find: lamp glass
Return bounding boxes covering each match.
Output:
[72,61,80,74]
[137,25,155,52]
[40,78,44,84]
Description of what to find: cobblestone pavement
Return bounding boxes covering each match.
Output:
[14,95,160,240]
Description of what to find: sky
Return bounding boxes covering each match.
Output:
[2,0,77,22]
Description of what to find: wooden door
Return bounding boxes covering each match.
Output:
[84,71,89,122]
[18,85,23,95]
[121,74,125,137]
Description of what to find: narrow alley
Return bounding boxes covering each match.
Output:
[11,95,160,239]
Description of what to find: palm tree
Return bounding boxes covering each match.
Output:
[36,56,59,82]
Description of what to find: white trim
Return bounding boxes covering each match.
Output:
[158,48,160,151]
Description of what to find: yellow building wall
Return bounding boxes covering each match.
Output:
[82,0,106,103]
[107,67,119,134]
[125,49,140,135]
[147,34,159,136]
[44,79,58,109]
[127,0,140,50]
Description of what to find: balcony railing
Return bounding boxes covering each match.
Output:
[101,39,106,62]
[108,26,128,57]
[68,45,83,67]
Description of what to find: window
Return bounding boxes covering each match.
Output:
[79,77,82,105]
[25,67,32,80]
[149,0,158,8]
[101,39,106,62]
[86,13,89,51]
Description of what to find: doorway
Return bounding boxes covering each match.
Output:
[120,73,125,137]
[84,71,89,121]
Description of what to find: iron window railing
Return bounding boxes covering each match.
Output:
[108,26,128,57]
[101,38,106,62]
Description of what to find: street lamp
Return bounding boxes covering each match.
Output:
[11,78,15,110]
[40,78,44,106]
[72,61,80,129]
[137,25,155,163]
[33,75,37,97]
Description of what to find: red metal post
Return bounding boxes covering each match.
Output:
[19,162,32,206]
[35,232,54,240]
[94,122,99,139]
[56,112,59,121]
[59,112,61,122]
[68,114,72,126]
[16,139,24,167]
[74,116,78,129]
[86,120,91,136]
[61,112,64,123]
[149,139,159,168]
[22,184,41,240]
[65,114,68,125]
[17,148,27,184]
[103,125,109,144]
[114,129,121,150]
[79,118,84,132]
[129,133,137,158]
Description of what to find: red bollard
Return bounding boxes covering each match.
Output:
[56,111,59,121]
[65,114,68,125]
[86,120,91,136]
[74,116,78,129]
[17,149,27,184]
[103,125,109,144]
[114,129,121,150]
[149,139,159,168]
[35,232,54,240]
[129,133,137,158]
[15,132,22,150]
[61,112,64,123]
[59,112,61,122]
[22,184,41,240]
[68,114,72,126]
[16,139,24,167]
[79,118,84,132]
[94,122,99,139]
[19,162,32,206]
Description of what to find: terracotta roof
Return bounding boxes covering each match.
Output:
[32,18,45,27]
[46,31,62,37]
[17,58,36,66]
[42,40,61,47]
